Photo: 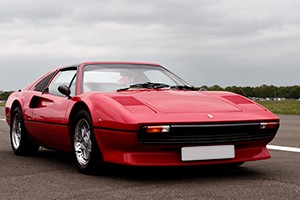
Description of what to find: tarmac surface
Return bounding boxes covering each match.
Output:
[0,108,299,199]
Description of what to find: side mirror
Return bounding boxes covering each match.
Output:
[58,85,71,98]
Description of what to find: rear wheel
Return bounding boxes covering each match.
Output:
[72,110,103,174]
[10,107,39,155]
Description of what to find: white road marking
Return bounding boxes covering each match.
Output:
[0,118,6,122]
[267,145,300,153]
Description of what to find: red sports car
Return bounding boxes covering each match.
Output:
[5,61,280,174]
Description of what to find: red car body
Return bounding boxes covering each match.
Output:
[5,61,279,173]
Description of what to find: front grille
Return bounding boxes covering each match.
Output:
[138,122,279,145]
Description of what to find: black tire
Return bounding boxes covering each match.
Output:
[232,162,245,167]
[10,107,40,156]
[72,110,103,174]
[224,162,245,168]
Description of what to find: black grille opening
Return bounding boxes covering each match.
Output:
[138,122,279,145]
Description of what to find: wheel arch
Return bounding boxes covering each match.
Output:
[68,101,92,141]
[69,101,91,128]
[10,100,22,124]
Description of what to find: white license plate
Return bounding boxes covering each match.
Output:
[181,145,235,161]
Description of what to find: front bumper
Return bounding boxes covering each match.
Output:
[94,128,273,166]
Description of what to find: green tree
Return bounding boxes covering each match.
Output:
[209,85,224,91]
[288,86,300,99]
[225,86,246,96]
[196,84,300,99]
[0,91,13,101]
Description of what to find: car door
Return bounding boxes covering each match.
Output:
[27,67,77,150]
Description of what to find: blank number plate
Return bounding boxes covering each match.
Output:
[181,145,235,161]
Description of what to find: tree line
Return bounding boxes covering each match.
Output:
[0,91,13,101]
[198,85,300,99]
[1,84,300,100]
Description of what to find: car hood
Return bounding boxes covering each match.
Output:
[111,90,243,113]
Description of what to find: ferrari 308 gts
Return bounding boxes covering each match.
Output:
[5,61,280,174]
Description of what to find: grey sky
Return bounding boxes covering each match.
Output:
[1,0,300,90]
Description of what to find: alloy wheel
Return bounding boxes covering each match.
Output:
[11,114,22,150]
[74,118,92,167]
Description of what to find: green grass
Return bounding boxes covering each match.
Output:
[0,102,4,107]
[258,100,300,115]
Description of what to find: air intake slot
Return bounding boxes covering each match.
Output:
[112,96,144,106]
[222,96,253,104]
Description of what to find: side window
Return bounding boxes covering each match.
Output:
[34,72,55,92]
[48,70,77,96]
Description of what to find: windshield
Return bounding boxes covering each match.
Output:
[82,64,189,92]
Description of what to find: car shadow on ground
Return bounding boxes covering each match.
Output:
[34,149,264,181]
[99,163,263,182]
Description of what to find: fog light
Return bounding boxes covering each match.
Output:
[260,122,279,129]
[146,125,170,133]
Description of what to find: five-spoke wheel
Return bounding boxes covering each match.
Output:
[72,110,103,174]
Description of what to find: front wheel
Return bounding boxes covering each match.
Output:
[10,107,39,155]
[72,110,103,174]
[223,162,245,168]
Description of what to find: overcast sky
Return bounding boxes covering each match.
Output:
[1,0,300,90]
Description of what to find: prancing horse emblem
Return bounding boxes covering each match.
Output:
[207,114,214,119]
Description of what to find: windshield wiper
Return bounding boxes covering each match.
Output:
[117,82,170,91]
[170,85,196,90]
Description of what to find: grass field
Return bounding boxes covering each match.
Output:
[1,100,299,115]
[258,100,300,115]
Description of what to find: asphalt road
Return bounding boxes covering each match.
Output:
[0,108,299,200]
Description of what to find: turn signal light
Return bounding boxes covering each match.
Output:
[260,122,279,129]
[146,125,170,133]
